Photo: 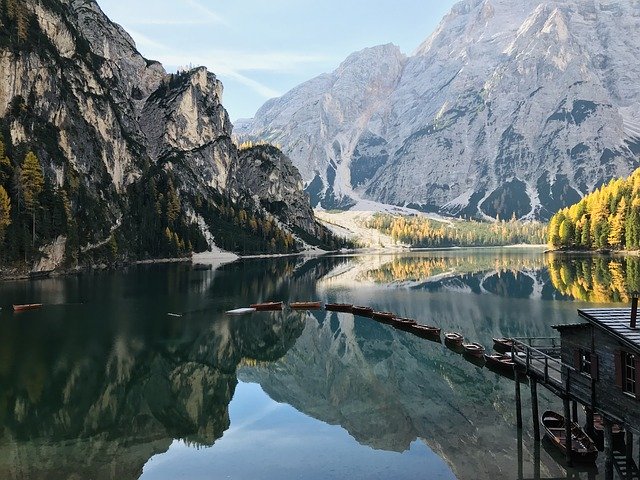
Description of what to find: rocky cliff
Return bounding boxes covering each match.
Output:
[0,0,334,269]
[239,0,640,220]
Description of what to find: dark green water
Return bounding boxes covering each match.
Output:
[0,249,637,479]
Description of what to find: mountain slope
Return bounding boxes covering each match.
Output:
[239,0,640,220]
[0,0,335,270]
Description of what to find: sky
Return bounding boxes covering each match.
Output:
[98,0,458,121]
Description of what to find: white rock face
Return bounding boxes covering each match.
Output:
[240,0,640,219]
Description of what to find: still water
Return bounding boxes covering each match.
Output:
[0,249,638,479]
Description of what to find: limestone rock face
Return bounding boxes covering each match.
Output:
[231,145,317,235]
[0,0,322,265]
[239,0,640,219]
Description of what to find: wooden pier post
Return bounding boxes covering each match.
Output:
[604,417,613,480]
[515,371,523,430]
[563,397,573,466]
[585,406,595,438]
[571,400,578,422]
[530,377,540,441]
[533,435,541,480]
[517,427,524,480]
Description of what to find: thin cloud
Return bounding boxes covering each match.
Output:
[183,0,228,26]
[129,19,217,26]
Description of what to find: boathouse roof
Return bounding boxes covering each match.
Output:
[576,308,640,352]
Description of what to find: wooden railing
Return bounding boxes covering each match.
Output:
[511,338,592,402]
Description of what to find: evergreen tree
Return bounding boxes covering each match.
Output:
[19,151,44,246]
[0,134,12,187]
[0,185,11,242]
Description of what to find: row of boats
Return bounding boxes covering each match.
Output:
[247,301,516,372]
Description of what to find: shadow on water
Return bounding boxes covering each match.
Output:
[0,249,629,479]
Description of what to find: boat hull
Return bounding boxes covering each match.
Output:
[325,303,353,313]
[352,306,374,317]
[290,302,322,310]
[12,304,43,312]
[250,302,283,311]
[542,411,598,464]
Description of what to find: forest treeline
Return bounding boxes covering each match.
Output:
[366,214,546,248]
[548,167,640,250]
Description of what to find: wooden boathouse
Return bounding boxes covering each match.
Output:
[511,297,640,480]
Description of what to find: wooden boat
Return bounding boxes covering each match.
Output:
[226,308,256,315]
[325,303,353,313]
[484,353,514,372]
[352,306,374,317]
[12,304,43,312]
[29,270,53,279]
[409,323,441,339]
[250,301,283,311]
[463,342,485,358]
[493,337,516,352]
[585,409,624,449]
[393,317,418,331]
[290,301,322,310]
[372,311,395,323]
[541,410,598,463]
[444,332,464,347]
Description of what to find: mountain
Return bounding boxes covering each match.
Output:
[238,0,640,220]
[0,0,336,271]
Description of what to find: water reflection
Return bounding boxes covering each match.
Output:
[0,250,625,479]
[548,254,640,303]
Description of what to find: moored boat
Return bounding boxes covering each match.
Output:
[393,317,418,331]
[409,323,441,339]
[541,410,598,463]
[585,409,624,449]
[372,311,395,323]
[463,342,485,357]
[352,306,374,317]
[226,308,256,315]
[493,337,516,352]
[484,353,514,372]
[250,301,283,311]
[12,304,43,312]
[444,332,464,347]
[325,303,353,313]
[290,301,322,310]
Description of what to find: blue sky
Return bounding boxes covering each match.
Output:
[98,0,458,121]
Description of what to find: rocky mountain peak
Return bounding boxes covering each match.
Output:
[241,0,640,219]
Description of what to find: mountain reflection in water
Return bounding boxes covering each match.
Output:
[0,250,619,479]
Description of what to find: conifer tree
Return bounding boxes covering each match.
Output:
[0,185,11,241]
[20,151,44,246]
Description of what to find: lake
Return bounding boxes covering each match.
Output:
[1,248,638,479]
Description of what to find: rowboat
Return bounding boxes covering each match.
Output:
[409,324,441,339]
[250,301,283,311]
[290,301,322,310]
[325,303,353,313]
[541,410,598,463]
[584,409,624,449]
[493,337,516,352]
[444,332,464,347]
[12,304,43,312]
[463,342,485,358]
[393,317,418,331]
[352,306,374,317]
[226,308,256,315]
[484,353,514,372]
[372,311,395,323]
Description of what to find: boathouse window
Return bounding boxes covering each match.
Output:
[624,352,637,395]
[579,351,591,375]
[616,350,640,397]
[573,349,598,379]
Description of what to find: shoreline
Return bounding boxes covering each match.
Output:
[5,243,624,283]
